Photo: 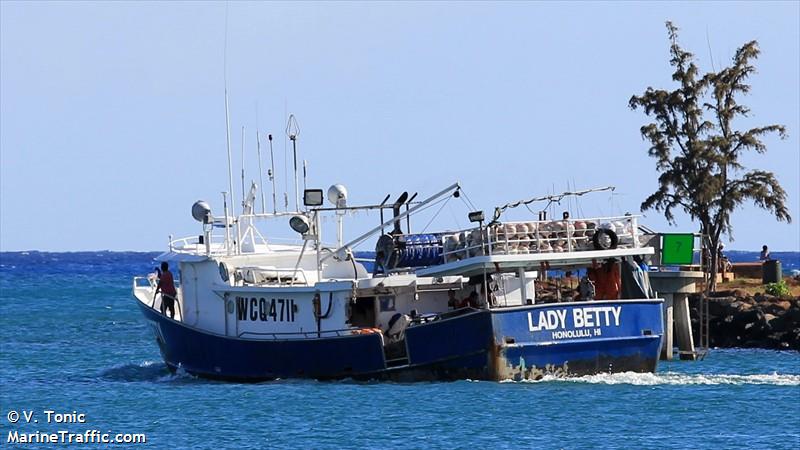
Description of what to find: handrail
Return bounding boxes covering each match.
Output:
[133,277,184,321]
[441,215,641,263]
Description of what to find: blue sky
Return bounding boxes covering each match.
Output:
[1,1,798,252]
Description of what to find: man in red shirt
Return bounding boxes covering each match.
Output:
[155,262,177,319]
[589,258,620,300]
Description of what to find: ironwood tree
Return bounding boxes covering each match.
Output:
[629,21,791,291]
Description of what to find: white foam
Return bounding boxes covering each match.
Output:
[506,371,800,386]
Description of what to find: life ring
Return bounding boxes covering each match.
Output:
[351,328,382,335]
[592,228,618,250]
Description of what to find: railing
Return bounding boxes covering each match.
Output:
[168,233,327,256]
[132,276,184,321]
[442,215,641,263]
[169,234,230,255]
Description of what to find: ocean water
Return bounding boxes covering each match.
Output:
[1,252,798,449]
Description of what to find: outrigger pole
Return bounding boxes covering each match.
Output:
[490,186,616,223]
[320,182,461,263]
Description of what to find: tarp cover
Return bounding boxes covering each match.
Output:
[620,257,654,299]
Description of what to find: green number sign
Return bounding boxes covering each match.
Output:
[661,233,694,265]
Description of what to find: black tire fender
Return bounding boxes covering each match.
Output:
[592,228,618,250]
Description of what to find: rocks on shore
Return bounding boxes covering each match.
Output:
[691,292,800,351]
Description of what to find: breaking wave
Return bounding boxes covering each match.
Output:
[504,371,800,386]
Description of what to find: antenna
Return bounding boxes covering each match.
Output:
[268,134,277,214]
[223,3,236,223]
[283,100,289,211]
[256,127,266,214]
[286,114,300,212]
[303,159,308,192]
[241,125,246,207]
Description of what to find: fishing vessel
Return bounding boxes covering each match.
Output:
[132,156,664,381]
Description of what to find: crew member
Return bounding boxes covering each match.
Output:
[155,261,177,319]
[447,289,459,309]
[459,291,480,308]
[590,258,620,300]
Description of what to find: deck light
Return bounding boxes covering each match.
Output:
[468,211,485,223]
[289,215,311,234]
[303,189,323,207]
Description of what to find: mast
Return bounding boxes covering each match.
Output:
[286,114,300,212]
[224,89,235,252]
[268,134,277,214]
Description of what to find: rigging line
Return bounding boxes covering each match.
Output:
[421,195,452,233]
[446,202,463,230]
[573,178,585,217]
[459,188,478,211]
[523,203,537,216]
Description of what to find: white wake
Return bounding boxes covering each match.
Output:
[502,371,800,386]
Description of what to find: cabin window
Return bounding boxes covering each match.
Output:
[379,295,396,312]
[350,297,376,328]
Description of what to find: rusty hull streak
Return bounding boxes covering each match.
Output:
[493,344,658,381]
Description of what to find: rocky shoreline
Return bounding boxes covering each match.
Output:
[691,291,800,351]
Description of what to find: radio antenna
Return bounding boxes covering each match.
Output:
[268,134,277,214]
[256,127,266,214]
[223,2,236,223]
[241,125,246,207]
[303,159,308,192]
[286,114,300,212]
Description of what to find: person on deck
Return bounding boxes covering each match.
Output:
[760,245,771,261]
[459,291,480,309]
[590,258,620,300]
[155,261,177,319]
[447,289,459,309]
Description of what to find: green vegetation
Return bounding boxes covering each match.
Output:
[765,280,791,297]
[629,22,792,291]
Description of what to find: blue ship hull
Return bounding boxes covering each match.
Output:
[136,299,663,381]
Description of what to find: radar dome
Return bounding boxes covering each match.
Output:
[192,200,212,223]
[327,184,348,207]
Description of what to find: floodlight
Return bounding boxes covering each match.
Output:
[289,215,311,234]
[303,189,323,207]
